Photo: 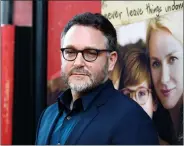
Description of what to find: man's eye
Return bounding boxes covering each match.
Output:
[151,61,160,68]
[84,50,97,58]
[88,51,97,55]
[65,50,75,54]
[169,56,178,64]
[86,50,97,55]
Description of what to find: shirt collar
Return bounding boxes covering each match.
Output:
[57,79,112,112]
[57,89,83,113]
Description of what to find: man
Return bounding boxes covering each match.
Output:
[35,12,159,145]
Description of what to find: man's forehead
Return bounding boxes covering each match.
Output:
[61,25,107,49]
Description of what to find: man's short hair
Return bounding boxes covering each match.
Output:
[61,12,117,51]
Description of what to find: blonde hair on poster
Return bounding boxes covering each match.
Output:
[146,10,183,46]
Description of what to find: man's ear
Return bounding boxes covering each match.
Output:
[108,51,118,72]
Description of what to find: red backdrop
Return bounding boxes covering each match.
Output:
[1,25,15,145]
[1,1,101,144]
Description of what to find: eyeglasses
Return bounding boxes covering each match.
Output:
[60,48,113,62]
[120,87,152,105]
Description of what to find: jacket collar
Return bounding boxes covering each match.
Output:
[57,79,113,111]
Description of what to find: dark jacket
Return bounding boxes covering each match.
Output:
[35,80,159,145]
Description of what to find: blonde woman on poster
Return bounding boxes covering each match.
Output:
[146,10,183,145]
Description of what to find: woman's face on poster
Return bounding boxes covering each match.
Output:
[149,29,183,110]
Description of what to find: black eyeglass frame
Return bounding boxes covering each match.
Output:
[60,48,113,62]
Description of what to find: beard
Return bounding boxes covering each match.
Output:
[61,60,109,92]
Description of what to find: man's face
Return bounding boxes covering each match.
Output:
[61,25,117,92]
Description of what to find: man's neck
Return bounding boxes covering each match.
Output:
[69,91,80,110]
[71,90,81,102]
[70,79,109,108]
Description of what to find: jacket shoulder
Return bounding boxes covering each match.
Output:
[108,90,159,144]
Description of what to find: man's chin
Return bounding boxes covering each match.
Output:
[70,84,91,92]
[68,80,92,91]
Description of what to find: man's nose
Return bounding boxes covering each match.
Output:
[161,63,170,84]
[73,52,85,66]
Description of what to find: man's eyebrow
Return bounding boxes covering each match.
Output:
[64,45,76,49]
[83,46,98,50]
[64,45,98,50]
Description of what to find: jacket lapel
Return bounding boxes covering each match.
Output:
[38,105,63,145]
[45,111,62,144]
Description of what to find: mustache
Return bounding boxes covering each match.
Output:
[69,67,91,76]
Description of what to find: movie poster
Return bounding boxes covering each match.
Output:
[47,1,183,145]
[103,1,183,145]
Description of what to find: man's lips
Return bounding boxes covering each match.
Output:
[71,73,88,76]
